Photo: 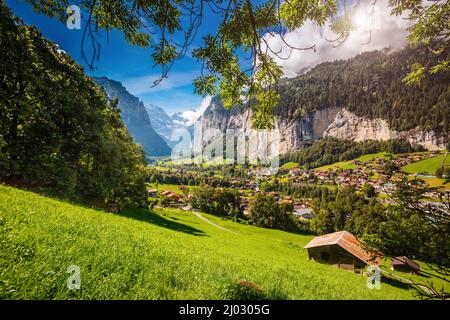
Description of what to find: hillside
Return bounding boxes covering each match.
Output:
[94,77,171,157]
[275,47,449,134]
[402,153,450,175]
[0,3,147,206]
[200,47,449,152]
[0,185,417,300]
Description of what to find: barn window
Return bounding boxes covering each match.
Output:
[321,252,330,261]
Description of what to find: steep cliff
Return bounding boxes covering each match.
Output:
[324,109,448,151]
[199,101,447,152]
[199,48,449,153]
[94,77,171,156]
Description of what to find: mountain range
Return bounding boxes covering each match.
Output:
[144,104,190,147]
[94,77,171,157]
[95,47,449,158]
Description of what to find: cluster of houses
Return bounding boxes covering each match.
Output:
[285,152,440,191]
[237,191,314,220]
[148,189,182,204]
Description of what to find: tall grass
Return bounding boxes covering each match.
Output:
[0,185,415,299]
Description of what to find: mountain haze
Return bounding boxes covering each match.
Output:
[145,104,189,147]
[94,77,171,157]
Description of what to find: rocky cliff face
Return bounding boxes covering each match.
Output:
[94,77,171,156]
[198,47,450,153]
[324,109,448,151]
[198,100,447,153]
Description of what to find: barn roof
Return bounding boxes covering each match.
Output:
[304,231,378,264]
[391,256,420,271]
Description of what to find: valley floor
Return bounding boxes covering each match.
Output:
[0,185,432,300]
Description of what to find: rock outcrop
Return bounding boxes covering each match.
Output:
[198,100,447,153]
[94,77,171,156]
[324,109,447,151]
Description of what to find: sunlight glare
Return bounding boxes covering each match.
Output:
[353,12,372,31]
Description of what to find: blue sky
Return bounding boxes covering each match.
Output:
[6,0,216,114]
[6,1,408,114]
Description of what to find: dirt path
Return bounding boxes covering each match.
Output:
[192,212,238,234]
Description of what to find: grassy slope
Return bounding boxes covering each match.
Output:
[315,152,390,171]
[148,183,184,194]
[281,162,299,170]
[0,185,416,300]
[402,154,450,175]
[403,154,450,190]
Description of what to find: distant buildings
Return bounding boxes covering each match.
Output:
[161,190,181,203]
[283,152,440,194]
[293,207,314,220]
[391,256,421,275]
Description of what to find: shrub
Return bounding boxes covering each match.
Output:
[250,194,296,231]
[221,281,266,300]
[189,186,243,218]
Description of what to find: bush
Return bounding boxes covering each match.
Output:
[250,194,297,231]
[189,186,243,218]
[436,167,450,180]
[221,281,266,300]
[148,199,158,211]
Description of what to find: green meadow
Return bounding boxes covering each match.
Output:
[315,152,391,171]
[148,183,186,194]
[402,153,450,175]
[280,162,300,170]
[0,185,422,300]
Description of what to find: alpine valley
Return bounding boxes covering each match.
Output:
[1,0,450,303]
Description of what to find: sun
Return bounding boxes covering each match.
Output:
[353,12,372,31]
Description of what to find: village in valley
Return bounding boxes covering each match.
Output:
[141,147,450,295]
[148,149,450,221]
[2,0,450,303]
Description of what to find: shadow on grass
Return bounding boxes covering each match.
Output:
[119,208,207,236]
[382,275,411,290]
[167,215,201,225]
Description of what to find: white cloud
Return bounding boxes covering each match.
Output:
[179,96,212,126]
[262,1,411,77]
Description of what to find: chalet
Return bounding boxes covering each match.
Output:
[391,256,420,274]
[147,189,158,197]
[161,190,181,202]
[304,231,379,272]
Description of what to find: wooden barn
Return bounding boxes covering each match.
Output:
[391,256,420,274]
[304,231,378,272]
[161,190,181,202]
